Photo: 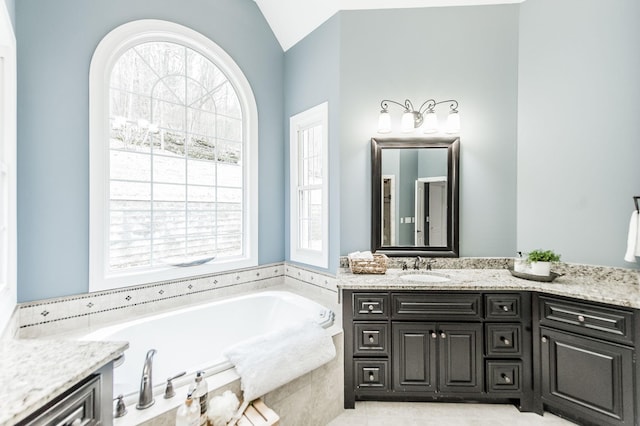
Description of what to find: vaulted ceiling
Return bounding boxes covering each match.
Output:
[253,0,525,51]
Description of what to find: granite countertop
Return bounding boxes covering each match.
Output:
[338,268,640,309]
[0,339,128,426]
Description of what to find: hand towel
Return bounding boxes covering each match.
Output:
[624,210,640,263]
[224,320,336,402]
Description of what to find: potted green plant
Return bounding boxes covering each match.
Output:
[527,249,561,276]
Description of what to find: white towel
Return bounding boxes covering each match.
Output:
[624,210,640,263]
[348,251,374,260]
[224,321,336,402]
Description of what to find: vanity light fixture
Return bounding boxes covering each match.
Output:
[377,98,460,134]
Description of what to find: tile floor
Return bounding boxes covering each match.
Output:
[327,401,575,425]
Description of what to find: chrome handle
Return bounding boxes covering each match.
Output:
[502,338,510,345]
[501,374,511,384]
[577,315,585,323]
[368,335,374,343]
[541,336,548,343]
[440,332,446,339]
[368,304,374,311]
[368,373,375,381]
[431,332,437,339]
[502,305,509,312]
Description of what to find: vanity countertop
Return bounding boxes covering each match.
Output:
[338,268,640,309]
[0,339,128,426]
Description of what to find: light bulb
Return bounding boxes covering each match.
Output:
[422,111,438,134]
[445,111,460,134]
[377,111,391,133]
[401,111,415,133]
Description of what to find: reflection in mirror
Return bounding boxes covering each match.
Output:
[371,137,459,257]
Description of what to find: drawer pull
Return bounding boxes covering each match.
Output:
[577,315,585,323]
[501,337,511,345]
[368,372,375,381]
[541,336,548,343]
[368,335,374,343]
[440,332,447,339]
[431,332,437,339]
[501,374,511,384]
[501,305,510,312]
[368,304,374,311]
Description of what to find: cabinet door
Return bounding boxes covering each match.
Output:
[438,323,483,393]
[392,322,437,393]
[540,327,634,426]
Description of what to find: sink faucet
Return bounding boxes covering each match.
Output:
[136,349,157,410]
[413,256,422,270]
[425,259,433,271]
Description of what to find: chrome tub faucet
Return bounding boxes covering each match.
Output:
[136,349,157,409]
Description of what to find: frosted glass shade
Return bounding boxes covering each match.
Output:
[445,111,460,134]
[422,111,438,133]
[377,111,391,133]
[401,111,415,133]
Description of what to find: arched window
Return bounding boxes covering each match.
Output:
[90,20,258,291]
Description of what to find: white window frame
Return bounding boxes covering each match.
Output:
[0,0,16,333]
[89,20,258,292]
[289,102,329,268]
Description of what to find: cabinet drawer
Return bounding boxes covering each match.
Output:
[354,360,389,391]
[485,294,521,320]
[354,323,389,357]
[539,296,634,344]
[353,293,389,319]
[485,324,521,357]
[486,361,521,393]
[392,293,481,320]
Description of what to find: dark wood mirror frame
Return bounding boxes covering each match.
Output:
[371,136,460,257]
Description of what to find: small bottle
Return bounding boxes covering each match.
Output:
[175,393,200,426]
[189,371,208,426]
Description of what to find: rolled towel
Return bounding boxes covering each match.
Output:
[348,251,374,260]
[224,320,336,402]
[624,211,640,263]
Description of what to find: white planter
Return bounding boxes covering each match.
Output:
[529,261,551,276]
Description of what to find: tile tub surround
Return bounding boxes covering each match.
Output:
[339,266,640,309]
[0,339,128,426]
[132,333,344,426]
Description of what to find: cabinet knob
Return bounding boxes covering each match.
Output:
[431,332,437,339]
[368,304,374,311]
[440,332,447,339]
[368,373,375,381]
[502,338,510,346]
[368,335,374,343]
[541,336,548,343]
[502,305,510,312]
[501,374,511,384]
[577,315,585,323]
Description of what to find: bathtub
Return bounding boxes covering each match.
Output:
[82,290,335,399]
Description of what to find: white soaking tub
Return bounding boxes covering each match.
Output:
[82,290,335,399]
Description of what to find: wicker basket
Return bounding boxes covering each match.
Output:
[349,254,388,274]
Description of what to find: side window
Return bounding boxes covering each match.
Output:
[90,21,258,291]
[289,102,329,268]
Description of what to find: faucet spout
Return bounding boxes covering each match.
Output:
[136,349,157,410]
[413,256,422,270]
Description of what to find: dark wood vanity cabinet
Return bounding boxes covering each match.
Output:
[534,294,639,426]
[343,290,533,410]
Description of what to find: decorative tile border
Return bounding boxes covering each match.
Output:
[284,263,338,293]
[18,263,286,337]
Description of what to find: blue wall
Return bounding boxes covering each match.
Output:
[16,0,284,301]
[283,14,341,273]
[517,0,640,267]
[339,6,520,258]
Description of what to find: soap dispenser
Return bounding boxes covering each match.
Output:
[189,371,209,426]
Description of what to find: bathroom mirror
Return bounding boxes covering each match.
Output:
[371,136,460,257]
